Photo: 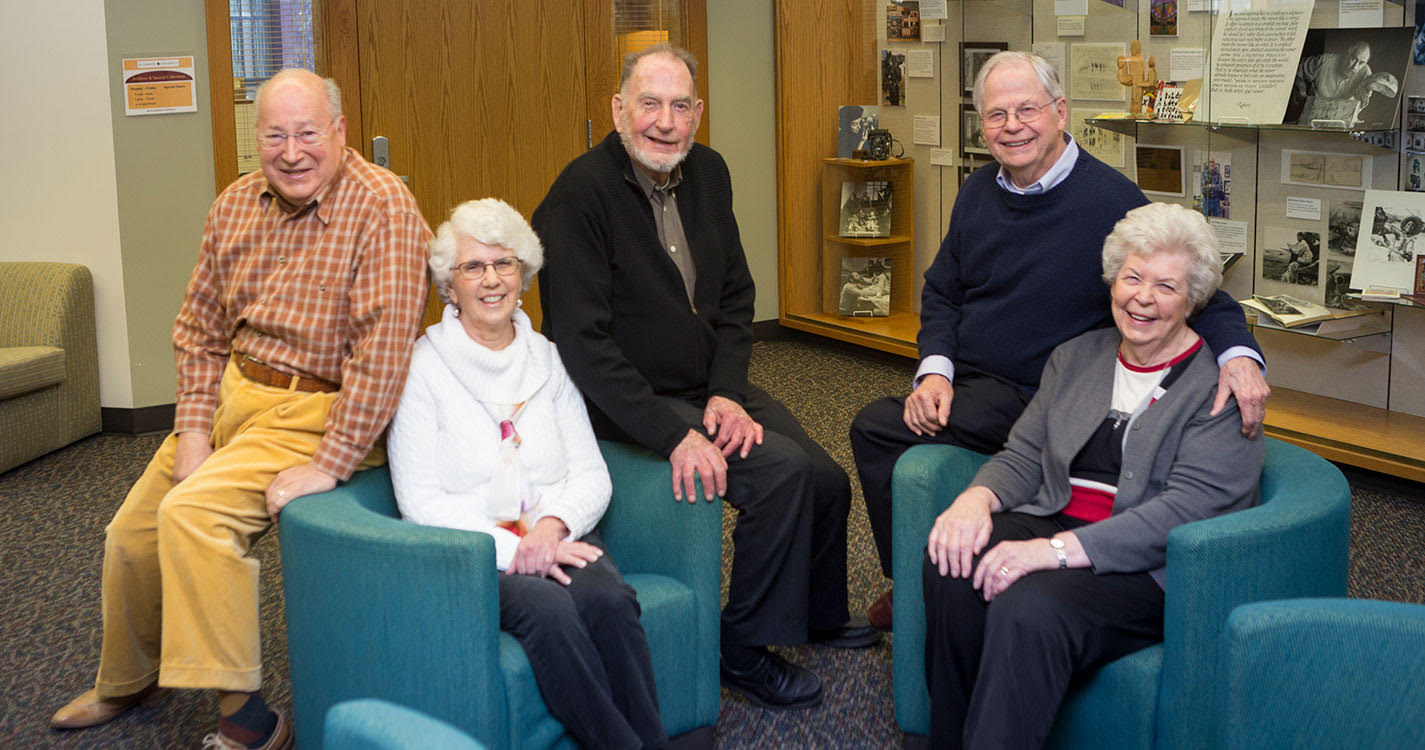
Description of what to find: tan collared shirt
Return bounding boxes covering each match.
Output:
[172,147,432,479]
[628,163,696,304]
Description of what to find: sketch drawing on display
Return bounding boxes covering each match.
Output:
[1072,43,1127,102]
[882,50,906,107]
[961,103,991,159]
[961,42,1008,94]
[839,257,892,317]
[1286,27,1411,129]
[1071,109,1125,168]
[1281,150,1371,191]
[1260,229,1322,289]
[838,105,880,158]
[1328,200,1363,256]
[1352,190,1425,291]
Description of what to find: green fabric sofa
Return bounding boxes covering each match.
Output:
[0,262,101,474]
[279,441,721,750]
[891,438,1351,749]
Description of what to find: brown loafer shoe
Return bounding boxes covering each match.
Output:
[867,586,893,632]
[51,683,171,729]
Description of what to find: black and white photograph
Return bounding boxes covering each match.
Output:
[1325,259,1355,307]
[961,103,990,158]
[961,42,1007,93]
[1261,227,1322,289]
[1328,199,1363,256]
[1351,189,1425,291]
[838,180,894,238]
[838,105,879,158]
[1285,27,1412,129]
[839,257,892,316]
[882,49,906,107]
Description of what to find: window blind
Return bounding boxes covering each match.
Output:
[229,0,316,174]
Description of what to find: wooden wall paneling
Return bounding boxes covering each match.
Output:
[774,0,877,324]
[317,0,363,149]
[204,0,238,193]
[585,0,617,141]
[686,0,710,145]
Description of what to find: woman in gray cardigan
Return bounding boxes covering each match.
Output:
[921,202,1264,749]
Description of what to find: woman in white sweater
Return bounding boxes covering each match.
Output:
[388,198,665,750]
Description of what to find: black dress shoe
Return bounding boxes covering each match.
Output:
[719,648,823,709]
[808,615,883,649]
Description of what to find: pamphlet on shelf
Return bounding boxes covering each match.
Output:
[1240,294,1379,328]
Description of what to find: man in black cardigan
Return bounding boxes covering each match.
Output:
[533,44,878,711]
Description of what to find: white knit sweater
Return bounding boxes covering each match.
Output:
[387,305,611,570]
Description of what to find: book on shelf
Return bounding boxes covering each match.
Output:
[838,181,893,238]
[1240,294,1378,329]
[1220,252,1244,272]
[839,257,891,317]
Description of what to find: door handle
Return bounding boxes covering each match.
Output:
[371,136,411,183]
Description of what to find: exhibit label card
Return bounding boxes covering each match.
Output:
[1206,7,1311,124]
[1210,218,1249,254]
[906,49,935,77]
[1058,16,1087,36]
[913,115,942,146]
[1286,196,1323,221]
[1032,42,1067,75]
[922,23,947,42]
[919,0,949,19]
[929,148,956,166]
[1170,48,1205,80]
[1339,0,1384,28]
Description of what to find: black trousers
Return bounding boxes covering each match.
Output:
[921,513,1165,750]
[499,532,665,750]
[850,364,1032,577]
[660,384,853,646]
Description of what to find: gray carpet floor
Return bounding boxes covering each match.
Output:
[1,336,1422,748]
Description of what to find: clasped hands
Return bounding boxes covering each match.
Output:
[668,395,764,502]
[927,486,1078,602]
[506,516,602,585]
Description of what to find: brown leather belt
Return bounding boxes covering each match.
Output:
[233,353,339,393]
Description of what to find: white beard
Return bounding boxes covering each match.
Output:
[620,130,691,176]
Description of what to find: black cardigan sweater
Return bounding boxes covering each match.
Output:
[533,132,756,457]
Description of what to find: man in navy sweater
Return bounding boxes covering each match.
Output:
[850,51,1270,629]
[534,44,878,712]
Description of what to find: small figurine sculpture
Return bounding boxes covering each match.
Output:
[1117,40,1158,118]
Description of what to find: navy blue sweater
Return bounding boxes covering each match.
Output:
[920,152,1259,392]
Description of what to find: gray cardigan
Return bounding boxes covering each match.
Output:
[972,327,1264,588]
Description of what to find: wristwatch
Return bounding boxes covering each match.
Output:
[1049,537,1068,569]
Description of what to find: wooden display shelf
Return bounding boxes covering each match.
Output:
[780,311,920,357]
[1264,387,1425,484]
[824,234,914,246]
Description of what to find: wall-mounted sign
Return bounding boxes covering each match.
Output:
[123,56,197,116]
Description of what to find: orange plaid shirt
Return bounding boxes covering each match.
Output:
[172,147,432,480]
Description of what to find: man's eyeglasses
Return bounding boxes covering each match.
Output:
[454,257,522,279]
[257,125,335,150]
[980,100,1059,129]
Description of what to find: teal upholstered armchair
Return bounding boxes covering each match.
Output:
[280,441,721,750]
[1219,598,1425,749]
[326,699,488,749]
[891,439,1352,749]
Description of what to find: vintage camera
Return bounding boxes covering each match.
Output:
[865,128,893,160]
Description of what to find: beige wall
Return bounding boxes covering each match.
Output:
[0,1,133,407]
[708,0,780,323]
[104,0,217,408]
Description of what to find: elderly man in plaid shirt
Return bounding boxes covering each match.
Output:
[50,69,430,749]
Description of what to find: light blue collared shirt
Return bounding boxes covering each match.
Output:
[916,132,1262,390]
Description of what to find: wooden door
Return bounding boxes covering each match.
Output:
[353,0,600,328]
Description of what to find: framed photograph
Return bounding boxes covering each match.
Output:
[1070,42,1127,102]
[839,257,892,317]
[1134,144,1185,196]
[1410,96,1425,114]
[961,103,990,159]
[882,49,907,107]
[1285,27,1412,129]
[1259,226,1323,291]
[838,181,894,238]
[1328,199,1363,256]
[1149,0,1178,37]
[961,42,1007,94]
[838,105,879,159]
[1407,152,1425,192]
[1280,150,1372,191]
[886,1,921,42]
